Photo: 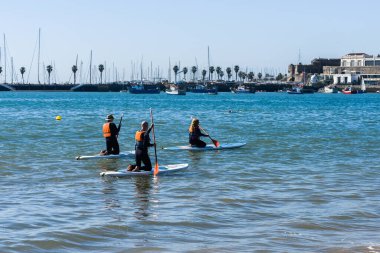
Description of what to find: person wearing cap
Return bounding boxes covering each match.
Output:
[188,118,209,147]
[101,114,120,155]
[127,121,155,172]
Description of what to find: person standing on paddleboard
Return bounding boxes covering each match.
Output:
[188,118,209,148]
[127,121,155,172]
[101,114,121,155]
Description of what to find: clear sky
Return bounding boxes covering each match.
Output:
[1,0,379,83]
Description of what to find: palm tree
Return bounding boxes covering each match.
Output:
[234,65,239,81]
[46,65,53,84]
[72,65,78,84]
[238,71,243,81]
[173,65,179,82]
[20,67,26,84]
[258,72,262,80]
[242,72,247,82]
[238,71,247,82]
[182,67,188,80]
[191,66,197,82]
[98,64,104,84]
[220,70,224,80]
[201,69,207,81]
[248,72,254,82]
[216,66,221,80]
[226,67,232,81]
[209,66,215,81]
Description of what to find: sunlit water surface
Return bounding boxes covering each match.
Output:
[0,92,379,252]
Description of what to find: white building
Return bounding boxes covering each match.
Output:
[341,53,380,67]
[323,53,380,86]
[333,73,360,85]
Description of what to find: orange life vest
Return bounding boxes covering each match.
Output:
[135,130,146,142]
[103,123,111,138]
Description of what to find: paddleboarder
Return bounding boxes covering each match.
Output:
[127,121,155,172]
[188,118,209,148]
[101,114,121,155]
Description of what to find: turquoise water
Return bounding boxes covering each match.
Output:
[0,92,379,252]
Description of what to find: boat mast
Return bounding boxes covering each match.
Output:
[140,56,143,83]
[195,57,199,82]
[112,62,114,83]
[74,54,78,84]
[79,60,83,84]
[151,61,153,82]
[208,46,210,81]
[11,57,13,84]
[104,61,107,84]
[89,50,92,84]
[0,46,1,83]
[38,28,41,84]
[168,57,171,82]
[4,34,6,83]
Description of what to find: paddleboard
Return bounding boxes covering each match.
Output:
[163,142,246,151]
[100,163,189,177]
[76,151,135,160]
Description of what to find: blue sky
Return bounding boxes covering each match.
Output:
[0,0,379,83]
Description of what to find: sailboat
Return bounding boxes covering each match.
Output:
[191,82,218,94]
[129,80,160,94]
[129,60,160,94]
[191,45,218,95]
[166,81,186,95]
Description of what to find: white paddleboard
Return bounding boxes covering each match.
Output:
[76,151,135,160]
[100,163,189,177]
[163,142,246,151]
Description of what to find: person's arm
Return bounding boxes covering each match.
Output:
[110,123,119,136]
[196,127,208,137]
[143,132,154,147]
[145,124,155,147]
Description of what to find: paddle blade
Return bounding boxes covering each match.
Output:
[212,139,220,148]
[154,162,159,176]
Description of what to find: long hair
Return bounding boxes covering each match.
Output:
[189,118,199,133]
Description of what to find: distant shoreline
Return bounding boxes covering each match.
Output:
[1,83,379,93]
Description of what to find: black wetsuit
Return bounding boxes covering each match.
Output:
[135,127,154,171]
[105,122,120,155]
[189,127,208,147]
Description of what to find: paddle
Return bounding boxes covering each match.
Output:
[199,126,220,147]
[116,113,124,138]
[150,108,159,176]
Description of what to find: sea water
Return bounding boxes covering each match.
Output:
[0,92,379,252]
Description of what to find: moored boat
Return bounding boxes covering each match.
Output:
[287,87,303,94]
[322,85,338,93]
[191,84,218,94]
[341,86,363,94]
[166,83,186,95]
[129,81,160,94]
[231,85,253,94]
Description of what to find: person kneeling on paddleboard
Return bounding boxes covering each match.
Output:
[101,114,120,155]
[188,118,209,148]
[127,121,155,172]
